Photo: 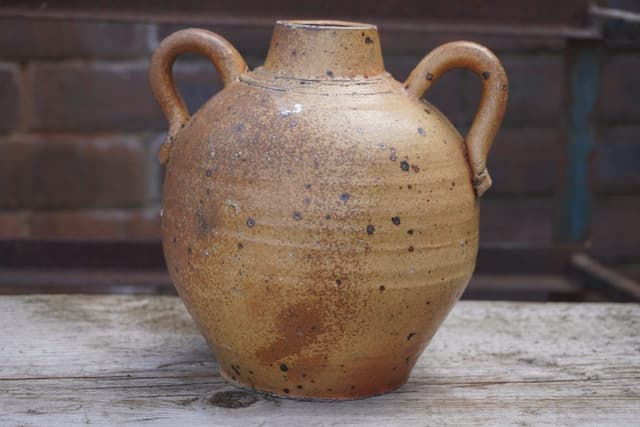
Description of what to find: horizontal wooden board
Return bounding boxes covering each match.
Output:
[0,295,637,425]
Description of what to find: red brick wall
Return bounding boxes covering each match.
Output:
[0,18,638,257]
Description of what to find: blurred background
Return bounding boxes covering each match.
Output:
[0,0,638,301]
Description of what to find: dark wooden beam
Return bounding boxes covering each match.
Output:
[0,0,597,38]
[0,240,574,274]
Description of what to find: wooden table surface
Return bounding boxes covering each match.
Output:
[1,295,638,426]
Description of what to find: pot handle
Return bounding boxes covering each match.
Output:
[404,41,508,197]
[150,29,248,165]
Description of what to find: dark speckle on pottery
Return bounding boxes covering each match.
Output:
[392,216,401,226]
[400,161,410,172]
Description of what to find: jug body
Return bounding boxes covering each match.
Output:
[151,20,508,399]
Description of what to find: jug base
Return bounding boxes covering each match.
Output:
[220,368,408,401]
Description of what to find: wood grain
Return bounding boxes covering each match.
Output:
[0,295,638,426]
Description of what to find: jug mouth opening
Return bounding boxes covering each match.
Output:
[277,20,376,31]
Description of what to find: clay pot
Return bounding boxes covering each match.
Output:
[150,20,508,400]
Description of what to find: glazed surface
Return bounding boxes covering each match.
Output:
[161,70,479,399]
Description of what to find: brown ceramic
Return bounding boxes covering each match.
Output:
[150,20,508,400]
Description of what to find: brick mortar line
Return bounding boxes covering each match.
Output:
[22,58,151,67]
[0,207,160,213]
[14,58,253,67]
[0,130,159,140]
[1,202,161,212]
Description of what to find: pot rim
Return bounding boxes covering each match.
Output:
[276,19,377,30]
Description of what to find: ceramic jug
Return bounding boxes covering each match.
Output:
[150,20,508,400]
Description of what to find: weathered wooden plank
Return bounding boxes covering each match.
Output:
[0,296,638,426]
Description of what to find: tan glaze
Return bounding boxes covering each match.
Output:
[150,20,508,400]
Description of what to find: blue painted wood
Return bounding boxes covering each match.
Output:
[554,40,602,243]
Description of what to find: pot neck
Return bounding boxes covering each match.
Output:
[263,20,385,80]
